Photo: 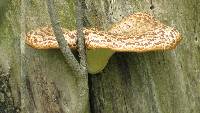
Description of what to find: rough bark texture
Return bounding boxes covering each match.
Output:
[1,0,88,113]
[88,0,200,113]
[0,0,200,113]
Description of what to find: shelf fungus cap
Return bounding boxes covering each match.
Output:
[25,12,182,74]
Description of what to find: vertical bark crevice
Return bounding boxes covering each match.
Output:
[25,76,36,110]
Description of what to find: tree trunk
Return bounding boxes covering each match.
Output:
[0,0,200,113]
[1,0,89,113]
[88,0,200,113]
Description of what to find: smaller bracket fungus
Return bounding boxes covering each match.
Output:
[25,12,182,74]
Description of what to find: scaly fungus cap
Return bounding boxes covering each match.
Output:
[25,12,182,74]
[26,12,181,52]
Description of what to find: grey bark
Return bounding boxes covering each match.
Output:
[0,0,200,113]
[88,0,200,113]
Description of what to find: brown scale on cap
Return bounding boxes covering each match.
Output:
[25,12,182,52]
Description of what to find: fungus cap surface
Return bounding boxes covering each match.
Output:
[25,12,182,74]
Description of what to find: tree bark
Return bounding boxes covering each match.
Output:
[88,0,200,113]
[0,0,200,113]
[1,0,89,113]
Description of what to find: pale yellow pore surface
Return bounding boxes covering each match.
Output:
[26,12,181,52]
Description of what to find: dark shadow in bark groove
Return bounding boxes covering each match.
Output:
[25,76,37,110]
[88,74,102,113]
[116,53,135,112]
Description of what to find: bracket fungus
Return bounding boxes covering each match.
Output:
[25,12,182,74]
